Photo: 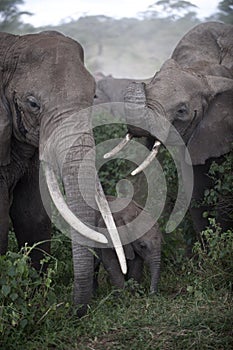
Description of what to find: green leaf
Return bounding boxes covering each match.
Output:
[10,292,18,301]
[20,319,28,329]
[2,284,11,297]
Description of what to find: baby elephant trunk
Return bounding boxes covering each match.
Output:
[134,226,162,294]
[147,252,161,294]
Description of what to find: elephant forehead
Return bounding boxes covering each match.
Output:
[12,35,94,101]
[146,69,202,102]
[18,33,83,64]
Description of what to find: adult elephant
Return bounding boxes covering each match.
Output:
[108,22,233,234]
[94,75,152,119]
[0,31,126,317]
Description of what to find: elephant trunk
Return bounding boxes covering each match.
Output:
[143,232,161,294]
[60,132,97,316]
[124,82,152,138]
[40,113,126,316]
[124,81,169,142]
[147,252,161,294]
[103,82,165,174]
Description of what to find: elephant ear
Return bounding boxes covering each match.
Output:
[0,33,17,165]
[186,75,233,165]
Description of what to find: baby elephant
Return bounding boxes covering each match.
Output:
[95,197,162,293]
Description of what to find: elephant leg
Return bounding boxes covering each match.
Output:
[127,255,144,284]
[0,185,10,255]
[10,160,51,271]
[101,248,125,289]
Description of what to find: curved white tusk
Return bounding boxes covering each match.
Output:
[131,141,161,176]
[103,133,133,159]
[95,181,127,275]
[44,164,108,244]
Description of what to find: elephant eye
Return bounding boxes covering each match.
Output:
[26,96,40,111]
[176,104,188,118]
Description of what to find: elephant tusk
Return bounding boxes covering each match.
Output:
[44,164,108,244]
[95,181,127,275]
[103,133,133,159]
[131,141,161,176]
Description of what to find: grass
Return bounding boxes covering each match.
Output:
[1,231,233,350]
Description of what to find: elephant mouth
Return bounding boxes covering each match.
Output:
[104,132,161,176]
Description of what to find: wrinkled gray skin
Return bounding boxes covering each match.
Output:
[94,76,135,105]
[95,197,162,293]
[0,31,98,317]
[94,75,152,119]
[124,22,233,234]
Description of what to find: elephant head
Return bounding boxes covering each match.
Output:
[106,22,233,168]
[0,31,126,316]
[124,58,233,166]
[94,77,133,105]
[93,76,152,122]
[96,196,161,293]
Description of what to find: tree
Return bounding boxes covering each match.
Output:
[142,0,197,20]
[216,0,233,23]
[0,0,32,32]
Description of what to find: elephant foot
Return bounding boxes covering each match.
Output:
[76,303,88,318]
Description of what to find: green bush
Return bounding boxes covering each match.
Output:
[202,151,233,221]
[93,113,130,196]
[192,219,233,286]
[0,245,58,346]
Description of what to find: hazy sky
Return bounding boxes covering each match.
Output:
[20,0,220,27]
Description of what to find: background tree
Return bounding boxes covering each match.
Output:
[0,0,32,33]
[144,0,197,20]
[215,0,233,23]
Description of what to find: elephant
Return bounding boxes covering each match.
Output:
[94,75,152,120]
[94,76,134,106]
[106,21,233,236]
[94,196,162,293]
[0,30,126,317]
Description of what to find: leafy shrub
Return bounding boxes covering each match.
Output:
[202,151,233,221]
[0,245,58,346]
[93,113,130,195]
[193,219,233,274]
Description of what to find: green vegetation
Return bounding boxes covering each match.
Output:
[202,152,233,222]
[1,223,232,349]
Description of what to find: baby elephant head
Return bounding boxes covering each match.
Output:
[96,196,162,293]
